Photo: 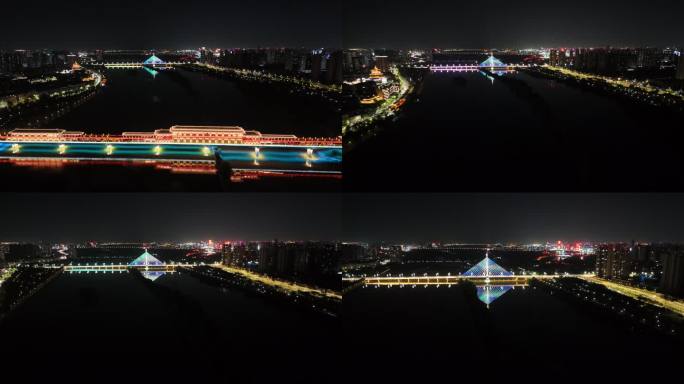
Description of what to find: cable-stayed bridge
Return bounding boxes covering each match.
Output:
[429,54,529,73]
[346,253,589,286]
[101,55,185,69]
[345,253,593,307]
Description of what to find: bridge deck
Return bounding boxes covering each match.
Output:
[346,274,591,285]
[0,142,342,173]
[63,264,198,272]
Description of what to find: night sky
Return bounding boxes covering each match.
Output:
[4,1,681,50]
[4,194,684,243]
[1,0,342,49]
[344,0,684,48]
[0,194,342,243]
[343,194,684,244]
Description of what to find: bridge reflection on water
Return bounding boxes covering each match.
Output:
[59,250,219,282]
[346,254,592,307]
[427,54,532,84]
[360,279,531,308]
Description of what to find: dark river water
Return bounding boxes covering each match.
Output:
[0,272,338,382]
[342,283,682,381]
[346,70,684,191]
[51,68,338,137]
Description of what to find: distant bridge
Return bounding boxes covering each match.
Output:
[102,63,186,69]
[62,250,209,273]
[100,55,186,69]
[429,64,530,73]
[427,54,533,73]
[59,251,223,281]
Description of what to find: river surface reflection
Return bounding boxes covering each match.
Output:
[342,280,682,381]
[1,272,338,382]
[346,70,684,191]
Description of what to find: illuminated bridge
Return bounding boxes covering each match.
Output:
[344,254,591,286]
[429,54,530,73]
[345,254,593,307]
[101,55,185,69]
[62,250,215,281]
[0,126,342,175]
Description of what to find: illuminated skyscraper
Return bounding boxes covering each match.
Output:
[595,244,634,280]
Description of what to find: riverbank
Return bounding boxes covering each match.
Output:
[0,70,103,130]
[342,66,417,146]
[524,65,684,112]
[535,277,684,338]
[0,266,63,323]
[188,63,342,105]
[182,266,339,317]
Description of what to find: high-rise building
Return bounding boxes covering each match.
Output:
[0,51,25,74]
[258,243,278,273]
[676,52,684,80]
[311,54,322,81]
[253,241,339,288]
[660,249,684,297]
[551,47,640,75]
[223,242,251,267]
[374,55,389,72]
[595,243,638,281]
[0,243,8,266]
[275,246,297,275]
[549,48,577,67]
[636,47,660,69]
[3,243,41,262]
[341,243,367,263]
[325,50,343,84]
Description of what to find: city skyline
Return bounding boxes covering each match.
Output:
[343,194,684,244]
[343,0,684,49]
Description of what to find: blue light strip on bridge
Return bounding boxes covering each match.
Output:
[0,143,342,165]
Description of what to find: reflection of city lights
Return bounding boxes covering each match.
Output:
[254,147,261,166]
[304,148,317,168]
